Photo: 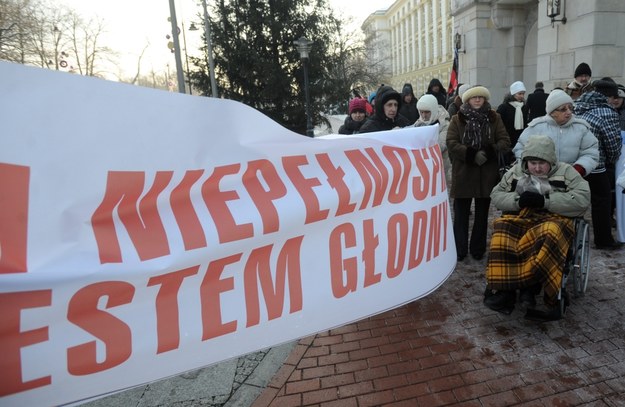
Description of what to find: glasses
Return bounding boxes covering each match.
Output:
[554,105,574,113]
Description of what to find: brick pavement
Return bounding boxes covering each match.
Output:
[252,213,625,407]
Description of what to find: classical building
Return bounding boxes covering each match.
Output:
[363,0,454,98]
[364,0,625,104]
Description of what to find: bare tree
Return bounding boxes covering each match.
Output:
[1,0,118,77]
[64,11,115,77]
[0,0,42,64]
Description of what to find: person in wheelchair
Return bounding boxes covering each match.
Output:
[484,135,591,320]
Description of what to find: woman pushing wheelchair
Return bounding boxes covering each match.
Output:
[484,134,591,321]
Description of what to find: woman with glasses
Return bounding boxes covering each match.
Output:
[446,86,511,262]
[513,89,599,179]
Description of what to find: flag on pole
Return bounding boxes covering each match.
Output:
[448,48,459,96]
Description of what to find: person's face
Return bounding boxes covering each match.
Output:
[468,96,485,109]
[576,74,591,85]
[404,94,413,103]
[550,103,573,125]
[419,110,432,122]
[607,96,622,109]
[527,159,551,176]
[432,85,440,92]
[384,99,398,119]
[350,110,366,122]
[513,91,526,102]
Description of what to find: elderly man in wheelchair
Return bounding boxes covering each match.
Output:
[484,134,591,321]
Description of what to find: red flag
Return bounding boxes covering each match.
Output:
[448,48,458,96]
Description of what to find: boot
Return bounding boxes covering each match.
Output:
[525,290,568,322]
[519,289,537,308]
[484,290,515,314]
[524,306,562,322]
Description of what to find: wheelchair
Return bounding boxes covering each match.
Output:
[557,217,591,316]
[484,214,591,321]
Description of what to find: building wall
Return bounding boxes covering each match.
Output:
[362,10,392,87]
[364,0,625,106]
[452,0,625,103]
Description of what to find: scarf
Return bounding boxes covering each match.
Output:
[459,103,491,149]
[509,101,524,130]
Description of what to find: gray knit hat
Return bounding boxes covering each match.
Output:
[546,89,573,114]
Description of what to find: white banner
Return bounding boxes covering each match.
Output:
[0,62,456,406]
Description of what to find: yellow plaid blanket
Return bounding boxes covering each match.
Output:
[486,208,574,305]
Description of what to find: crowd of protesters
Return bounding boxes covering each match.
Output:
[337,62,624,321]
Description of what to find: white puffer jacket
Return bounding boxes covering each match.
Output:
[513,115,599,176]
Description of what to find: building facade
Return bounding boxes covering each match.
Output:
[454,0,625,103]
[364,0,625,104]
[363,0,454,98]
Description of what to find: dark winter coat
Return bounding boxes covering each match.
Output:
[496,94,529,147]
[447,95,462,117]
[526,88,549,122]
[398,83,419,124]
[446,106,511,198]
[426,78,448,106]
[338,116,365,134]
[359,85,411,133]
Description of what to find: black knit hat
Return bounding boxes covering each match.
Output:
[574,62,592,78]
[592,79,618,97]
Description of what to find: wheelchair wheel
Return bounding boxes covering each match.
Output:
[572,220,590,297]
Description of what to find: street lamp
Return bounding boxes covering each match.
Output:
[199,0,218,98]
[547,0,567,25]
[167,0,185,94]
[294,36,314,137]
[181,20,192,95]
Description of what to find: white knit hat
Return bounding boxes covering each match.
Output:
[416,94,439,113]
[458,83,471,98]
[546,89,573,114]
[461,86,490,103]
[509,81,526,95]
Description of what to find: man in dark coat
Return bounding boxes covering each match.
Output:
[359,85,411,133]
[526,81,549,122]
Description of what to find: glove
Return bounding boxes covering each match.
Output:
[573,164,586,177]
[518,191,545,209]
[474,150,488,166]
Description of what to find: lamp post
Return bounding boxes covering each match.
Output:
[167,0,186,94]
[181,20,192,95]
[199,0,218,98]
[294,36,314,138]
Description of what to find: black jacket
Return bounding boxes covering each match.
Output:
[496,94,529,147]
[398,83,419,124]
[426,78,448,106]
[526,88,549,122]
[338,116,365,134]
